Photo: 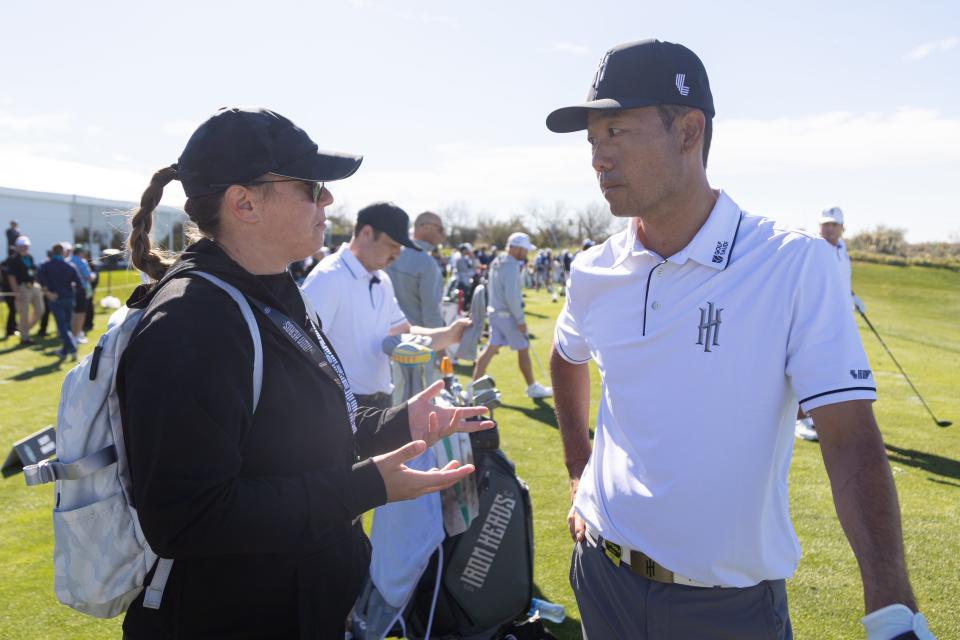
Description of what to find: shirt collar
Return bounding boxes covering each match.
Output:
[611,190,742,271]
[337,243,380,282]
[414,238,435,253]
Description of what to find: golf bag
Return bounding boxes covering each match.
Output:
[401,430,534,640]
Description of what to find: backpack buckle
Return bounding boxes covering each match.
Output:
[23,459,57,486]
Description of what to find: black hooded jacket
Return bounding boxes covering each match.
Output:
[118,240,411,639]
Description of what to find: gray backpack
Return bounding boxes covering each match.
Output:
[24,271,263,618]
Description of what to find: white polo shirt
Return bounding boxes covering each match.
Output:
[555,190,875,588]
[301,244,407,395]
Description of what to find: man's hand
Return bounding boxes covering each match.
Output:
[567,505,586,542]
[407,380,494,446]
[517,322,528,336]
[373,440,476,502]
[420,318,471,350]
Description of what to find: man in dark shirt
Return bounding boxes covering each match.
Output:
[37,243,82,359]
[5,220,20,256]
[6,236,43,345]
[0,254,17,338]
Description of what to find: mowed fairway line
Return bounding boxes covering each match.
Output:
[1,264,957,639]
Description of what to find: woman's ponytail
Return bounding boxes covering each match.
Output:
[128,164,179,281]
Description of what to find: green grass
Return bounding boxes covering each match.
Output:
[2,263,958,638]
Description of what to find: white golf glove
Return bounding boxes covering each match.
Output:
[853,294,866,314]
[862,604,934,639]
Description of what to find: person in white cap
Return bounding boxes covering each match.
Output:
[473,231,552,399]
[796,206,867,441]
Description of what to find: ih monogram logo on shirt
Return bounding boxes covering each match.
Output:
[675,73,690,96]
[696,302,723,352]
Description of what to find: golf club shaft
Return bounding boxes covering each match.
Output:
[857,308,946,426]
[526,333,548,380]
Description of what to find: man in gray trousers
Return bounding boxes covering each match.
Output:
[548,39,934,639]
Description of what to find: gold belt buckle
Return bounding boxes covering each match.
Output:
[602,539,623,567]
[630,551,675,584]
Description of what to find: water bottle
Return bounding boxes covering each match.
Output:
[528,597,565,624]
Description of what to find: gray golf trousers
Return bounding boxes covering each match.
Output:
[570,539,792,639]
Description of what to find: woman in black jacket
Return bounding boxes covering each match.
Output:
[119,107,490,639]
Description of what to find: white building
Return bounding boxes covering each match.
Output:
[0,186,187,260]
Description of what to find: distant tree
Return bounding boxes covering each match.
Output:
[527,201,576,249]
[325,203,356,246]
[576,201,614,244]
[848,225,908,256]
[476,216,531,249]
[440,202,479,247]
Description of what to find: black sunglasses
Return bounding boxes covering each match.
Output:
[210,178,326,203]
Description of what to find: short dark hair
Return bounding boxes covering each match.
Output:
[353,221,383,241]
[655,105,712,169]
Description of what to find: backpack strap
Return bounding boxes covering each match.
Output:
[23,445,117,486]
[140,271,263,612]
[188,271,263,412]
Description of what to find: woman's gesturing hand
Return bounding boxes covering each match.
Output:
[406,380,494,447]
[373,440,475,503]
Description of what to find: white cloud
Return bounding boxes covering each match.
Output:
[710,108,960,174]
[547,41,591,55]
[346,0,458,26]
[904,36,959,61]
[0,146,183,206]
[0,109,72,133]
[3,108,958,241]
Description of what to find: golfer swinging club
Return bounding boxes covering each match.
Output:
[548,40,935,639]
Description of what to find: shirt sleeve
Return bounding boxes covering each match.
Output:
[503,262,525,324]
[384,276,407,328]
[420,258,444,329]
[786,238,877,413]
[554,271,592,364]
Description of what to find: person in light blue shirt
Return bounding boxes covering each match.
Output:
[64,243,94,343]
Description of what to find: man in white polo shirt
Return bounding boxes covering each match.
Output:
[547,39,933,639]
[796,206,868,441]
[302,202,469,409]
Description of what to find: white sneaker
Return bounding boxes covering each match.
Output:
[526,382,553,399]
[76,332,88,344]
[795,417,818,441]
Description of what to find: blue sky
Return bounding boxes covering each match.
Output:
[1,1,958,241]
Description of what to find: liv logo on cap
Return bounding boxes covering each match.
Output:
[676,73,690,96]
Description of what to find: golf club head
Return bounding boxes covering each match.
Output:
[473,388,502,411]
[937,420,952,428]
[472,375,496,392]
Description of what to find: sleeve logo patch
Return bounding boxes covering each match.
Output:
[849,369,872,380]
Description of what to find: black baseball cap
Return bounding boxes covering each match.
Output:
[356,202,420,251]
[546,39,714,133]
[176,107,363,198]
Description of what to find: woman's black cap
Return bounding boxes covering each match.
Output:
[176,107,363,198]
[546,39,715,133]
